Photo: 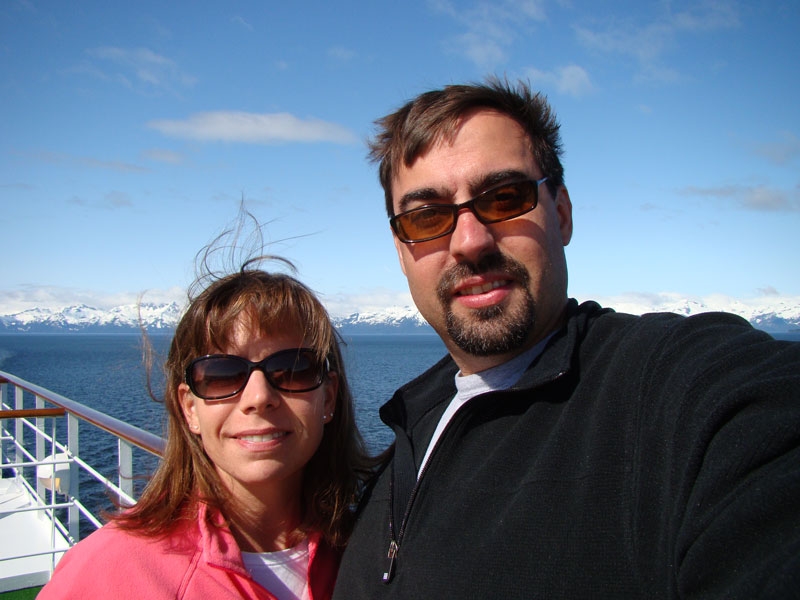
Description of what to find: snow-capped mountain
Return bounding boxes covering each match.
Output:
[1,296,799,334]
[0,302,184,333]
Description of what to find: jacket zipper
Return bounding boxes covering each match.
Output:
[381,412,451,584]
[380,369,568,585]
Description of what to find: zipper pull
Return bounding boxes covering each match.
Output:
[382,540,399,584]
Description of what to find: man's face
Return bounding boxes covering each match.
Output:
[391,109,573,374]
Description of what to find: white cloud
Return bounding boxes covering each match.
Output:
[321,289,416,318]
[526,64,593,97]
[432,0,547,68]
[579,291,800,321]
[0,285,186,314]
[147,111,357,144]
[574,0,740,83]
[0,284,415,319]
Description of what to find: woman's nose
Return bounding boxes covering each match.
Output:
[239,370,280,412]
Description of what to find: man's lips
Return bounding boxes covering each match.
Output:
[453,278,511,297]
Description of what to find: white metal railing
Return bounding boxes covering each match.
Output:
[0,371,165,572]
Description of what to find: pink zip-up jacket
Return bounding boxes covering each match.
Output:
[38,503,340,599]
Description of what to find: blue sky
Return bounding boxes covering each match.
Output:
[1,0,798,318]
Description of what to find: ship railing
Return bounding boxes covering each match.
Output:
[0,370,165,568]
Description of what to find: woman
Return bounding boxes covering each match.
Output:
[39,260,374,599]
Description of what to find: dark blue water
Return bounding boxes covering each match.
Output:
[0,333,446,510]
[0,332,446,449]
[3,330,795,520]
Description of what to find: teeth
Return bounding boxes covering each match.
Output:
[460,280,507,296]
[238,432,287,442]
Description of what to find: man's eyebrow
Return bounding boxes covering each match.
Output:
[471,169,531,193]
[396,169,532,213]
[396,187,450,213]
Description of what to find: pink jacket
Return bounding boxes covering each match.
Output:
[38,503,340,599]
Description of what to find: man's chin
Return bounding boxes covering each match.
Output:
[445,308,533,357]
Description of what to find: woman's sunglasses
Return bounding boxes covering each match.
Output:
[185,347,329,400]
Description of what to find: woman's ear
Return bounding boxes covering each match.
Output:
[323,371,338,421]
[178,383,201,434]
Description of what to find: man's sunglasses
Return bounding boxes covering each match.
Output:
[390,178,548,243]
[185,348,330,400]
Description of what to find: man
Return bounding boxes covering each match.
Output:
[333,79,800,598]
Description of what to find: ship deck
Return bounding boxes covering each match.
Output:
[0,476,70,594]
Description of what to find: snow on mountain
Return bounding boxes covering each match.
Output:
[0,295,799,334]
[590,293,800,333]
[0,302,184,333]
[332,305,432,334]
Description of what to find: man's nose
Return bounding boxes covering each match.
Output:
[448,207,497,263]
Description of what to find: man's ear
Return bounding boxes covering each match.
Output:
[393,232,409,276]
[555,186,573,246]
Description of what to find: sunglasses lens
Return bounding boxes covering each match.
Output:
[265,349,324,392]
[190,357,248,400]
[476,181,536,222]
[394,205,453,243]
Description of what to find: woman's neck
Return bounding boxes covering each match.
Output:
[223,477,304,552]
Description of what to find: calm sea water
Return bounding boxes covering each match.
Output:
[1,330,796,520]
[0,332,446,524]
[0,333,445,486]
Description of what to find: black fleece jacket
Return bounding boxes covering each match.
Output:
[333,300,800,599]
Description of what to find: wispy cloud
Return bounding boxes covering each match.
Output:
[328,46,357,61]
[103,190,133,209]
[147,111,357,144]
[231,15,254,31]
[753,131,800,166]
[24,150,147,173]
[142,148,185,165]
[574,0,740,83]
[431,0,547,68]
[0,284,186,314]
[77,46,197,93]
[680,183,800,212]
[525,64,593,97]
[67,190,134,210]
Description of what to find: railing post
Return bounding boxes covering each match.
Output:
[35,394,46,501]
[0,381,5,468]
[119,439,133,499]
[67,413,80,541]
[15,385,24,467]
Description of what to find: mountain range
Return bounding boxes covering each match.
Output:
[1,296,799,335]
[0,302,433,334]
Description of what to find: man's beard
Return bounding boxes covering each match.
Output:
[436,252,536,357]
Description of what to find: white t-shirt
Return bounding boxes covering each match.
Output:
[418,336,552,476]
[241,538,310,600]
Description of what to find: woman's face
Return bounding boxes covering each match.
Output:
[178,318,337,501]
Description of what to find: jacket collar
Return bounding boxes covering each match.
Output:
[379,299,608,433]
